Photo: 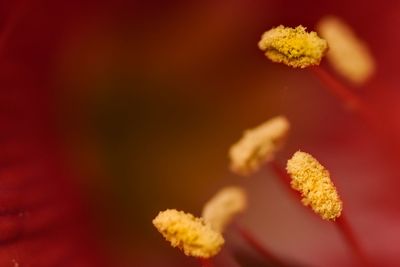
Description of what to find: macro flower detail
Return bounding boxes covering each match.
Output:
[152,209,224,258]
[317,16,375,85]
[202,186,247,232]
[286,151,343,220]
[229,116,290,175]
[258,25,328,68]
[6,0,400,265]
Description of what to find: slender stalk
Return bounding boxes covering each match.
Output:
[269,160,373,266]
[198,258,213,267]
[269,160,301,201]
[311,66,400,159]
[234,224,286,267]
[336,216,372,267]
[269,160,290,184]
[310,67,377,128]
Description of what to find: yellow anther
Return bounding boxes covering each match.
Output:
[202,186,247,232]
[153,209,224,258]
[229,116,290,176]
[286,151,342,220]
[258,25,328,68]
[317,16,375,85]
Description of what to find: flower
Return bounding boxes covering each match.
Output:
[6,0,400,266]
[153,209,224,258]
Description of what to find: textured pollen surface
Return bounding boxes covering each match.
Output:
[152,209,224,258]
[286,151,343,220]
[202,186,247,232]
[229,116,290,176]
[258,25,328,68]
[317,16,375,85]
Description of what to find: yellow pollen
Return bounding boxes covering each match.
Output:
[317,16,375,85]
[152,209,224,258]
[258,25,328,68]
[202,186,247,232]
[286,151,343,220]
[229,116,290,176]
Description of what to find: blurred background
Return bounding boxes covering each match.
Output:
[3,0,400,266]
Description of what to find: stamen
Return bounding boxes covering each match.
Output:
[258,25,328,68]
[285,152,372,266]
[152,209,224,258]
[317,16,375,85]
[286,151,342,221]
[229,116,290,176]
[202,186,247,232]
[258,24,378,128]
